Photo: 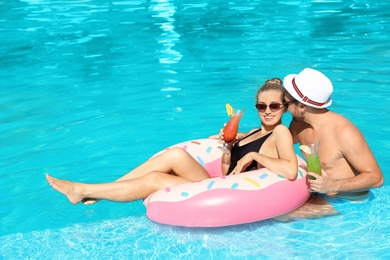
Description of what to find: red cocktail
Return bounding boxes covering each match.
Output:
[219,107,244,153]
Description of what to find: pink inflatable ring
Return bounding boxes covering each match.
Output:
[144,138,310,227]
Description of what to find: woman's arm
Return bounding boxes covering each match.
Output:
[218,129,256,175]
[230,125,298,180]
[221,152,231,175]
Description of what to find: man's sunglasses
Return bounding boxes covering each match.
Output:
[255,103,284,113]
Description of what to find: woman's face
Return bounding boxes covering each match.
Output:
[256,90,284,127]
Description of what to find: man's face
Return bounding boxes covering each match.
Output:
[284,91,305,121]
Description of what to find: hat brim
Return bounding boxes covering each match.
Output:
[283,74,332,109]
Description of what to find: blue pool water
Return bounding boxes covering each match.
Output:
[1,0,390,259]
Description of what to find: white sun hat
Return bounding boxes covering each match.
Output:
[283,68,333,108]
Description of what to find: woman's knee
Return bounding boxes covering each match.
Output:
[144,172,163,190]
[164,147,191,161]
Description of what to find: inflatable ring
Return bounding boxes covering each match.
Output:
[144,138,310,227]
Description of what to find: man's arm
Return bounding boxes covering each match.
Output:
[309,123,384,193]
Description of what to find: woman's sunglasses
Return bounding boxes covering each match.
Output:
[255,103,284,113]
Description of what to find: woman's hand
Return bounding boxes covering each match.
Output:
[218,126,225,143]
[231,152,258,174]
[209,124,246,144]
[208,126,228,142]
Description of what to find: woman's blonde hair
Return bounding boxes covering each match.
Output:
[256,78,285,101]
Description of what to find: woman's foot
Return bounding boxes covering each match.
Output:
[46,174,84,204]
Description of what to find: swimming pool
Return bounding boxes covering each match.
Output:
[1,0,389,258]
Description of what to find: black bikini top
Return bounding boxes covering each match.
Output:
[227,129,272,175]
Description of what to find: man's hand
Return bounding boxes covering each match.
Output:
[307,169,336,194]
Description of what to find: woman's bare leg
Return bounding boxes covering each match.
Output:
[82,147,200,205]
[81,147,209,204]
[47,148,210,204]
[115,147,209,181]
[47,169,208,204]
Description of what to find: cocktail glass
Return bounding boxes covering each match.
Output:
[306,142,321,180]
[218,108,245,153]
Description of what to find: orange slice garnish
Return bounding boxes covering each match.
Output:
[226,103,234,116]
[299,145,311,155]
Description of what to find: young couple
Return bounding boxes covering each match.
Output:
[47,68,383,212]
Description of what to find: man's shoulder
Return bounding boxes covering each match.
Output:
[326,112,364,143]
[327,112,357,130]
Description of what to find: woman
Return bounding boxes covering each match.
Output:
[46,78,297,204]
[221,78,297,179]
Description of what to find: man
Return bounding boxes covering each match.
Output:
[283,68,383,201]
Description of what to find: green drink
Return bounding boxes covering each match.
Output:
[307,154,321,179]
[306,143,321,180]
